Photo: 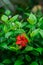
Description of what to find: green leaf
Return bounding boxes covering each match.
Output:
[15,21,22,28]
[35,48,42,54]
[3,25,9,33]
[1,15,8,22]
[39,17,43,24]
[25,13,29,16]
[2,59,11,64]
[39,29,43,38]
[27,13,37,25]
[32,50,39,56]
[30,61,38,65]
[14,29,25,35]
[25,46,34,52]
[5,32,13,38]
[39,59,43,65]
[0,43,8,49]
[22,22,27,27]
[38,17,43,29]
[9,15,19,22]
[5,10,11,16]
[0,63,4,65]
[14,59,24,65]
[9,46,19,51]
[30,29,39,37]
[25,55,31,62]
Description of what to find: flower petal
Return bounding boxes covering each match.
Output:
[16,35,21,40]
[21,41,26,47]
[16,40,22,45]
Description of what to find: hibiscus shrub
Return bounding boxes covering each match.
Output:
[0,10,43,65]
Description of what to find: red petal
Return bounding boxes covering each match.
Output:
[16,40,22,45]
[21,41,26,47]
[21,35,25,40]
[16,35,21,40]
[24,39,28,43]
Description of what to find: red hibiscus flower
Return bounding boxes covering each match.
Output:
[16,35,28,48]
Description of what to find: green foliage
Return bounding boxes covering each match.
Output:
[38,17,43,29]
[39,29,43,38]
[27,13,37,25]
[14,59,24,65]
[2,59,11,64]
[25,55,31,62]
[5,31,13,38]
[1,15,8,22]
[30,61,38,65]
[5,10,11,16]
[9,15,19,22]
[35,48,42,54]
[30,29,39,37]
[0,63,4,65]
[25,46,34,51]
[0,10,43,65]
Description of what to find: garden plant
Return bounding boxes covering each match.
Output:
[0,9,43,65]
